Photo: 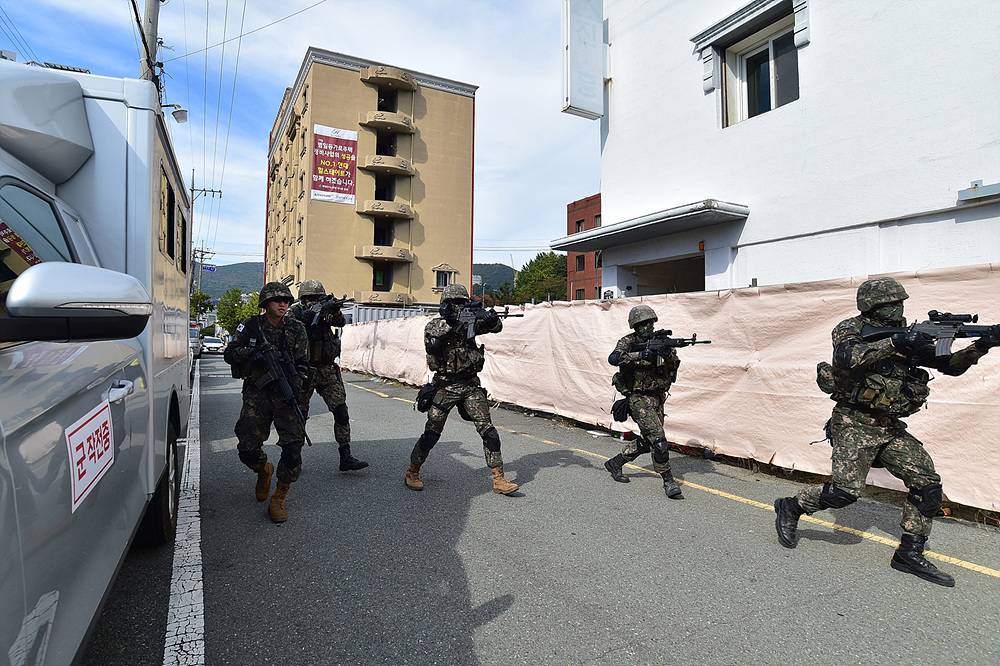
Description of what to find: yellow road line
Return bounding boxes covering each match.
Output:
[346,382,1000,579]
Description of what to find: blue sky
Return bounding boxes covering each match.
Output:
[0,0,601,271]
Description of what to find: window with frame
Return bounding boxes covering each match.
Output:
[724,15,798,124]
[574,219,584,233]
[575,289,585,300]
[691,0,809,128]
[574,254,585,272]
[435,270,452,288]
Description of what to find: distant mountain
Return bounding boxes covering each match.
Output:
[193,262,264,300]
[473,263,516,293]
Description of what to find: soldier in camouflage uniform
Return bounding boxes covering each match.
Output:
[288,279,368,472]
[774,276,999,586]
[223,281,310,523]
[605,304,684,499]
[405,284,518,495]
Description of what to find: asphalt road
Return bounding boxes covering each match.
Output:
[82,356,1000,665]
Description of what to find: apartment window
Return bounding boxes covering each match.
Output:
[594,214,601,228]
[692,0,809,128]
[435,270,453,288]
[373,261,393,292]
[374,219,393,246]
[726,17,798,122]
[595,251,602,269]
[575,289,585,300]
[378,89,398,112]
[574,219,584,233]
[575,254,585,272]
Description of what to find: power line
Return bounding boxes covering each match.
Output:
[163,0,327,63]
[0,2,40,62]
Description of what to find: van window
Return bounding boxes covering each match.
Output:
[159,167,176,261]
[1,182,73,318]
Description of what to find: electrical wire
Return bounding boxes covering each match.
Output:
[0,2,41,63]
[163,0,327,63]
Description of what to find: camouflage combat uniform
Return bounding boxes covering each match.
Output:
[774,276,998,586]
[415,314,504,467]
[405,284,518,495]
[226,313,309,484]
[796,314,988,536]
[609,332,680,476]
[287,300,350,442]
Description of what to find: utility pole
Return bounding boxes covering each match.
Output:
[139,0,161,84]
[190,170,223,297]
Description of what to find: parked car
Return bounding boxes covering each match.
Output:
[190,326,203,358]
[202,336,225,353]
[0,59,190,665]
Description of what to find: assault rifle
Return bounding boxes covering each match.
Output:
[252,327,312,446]
[860,310,1000,357]
[302,294,354,327]
[630,329,711,366]
[453,301,524,339]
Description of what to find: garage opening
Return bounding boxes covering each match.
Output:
[632,255,705,295]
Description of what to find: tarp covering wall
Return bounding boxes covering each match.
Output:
[341,265,1000,511]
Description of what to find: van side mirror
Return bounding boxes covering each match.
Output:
[0,263,152,342]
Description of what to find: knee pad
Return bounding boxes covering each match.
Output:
[907,483,942,518]
[482,427,501,452]
[333,403,350,425]
[417,429,441,453]
[650,438,670,464]
[818,482,856,509]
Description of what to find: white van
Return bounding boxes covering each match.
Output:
[0,59,190,665]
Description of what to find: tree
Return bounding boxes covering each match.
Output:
[514,252,567,303]
[190,290,214,320]
[216,288,259,336]
[490,281,517,305]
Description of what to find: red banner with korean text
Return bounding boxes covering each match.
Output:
[312,124,358,204]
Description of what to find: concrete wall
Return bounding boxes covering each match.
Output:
[597,0,1000,291]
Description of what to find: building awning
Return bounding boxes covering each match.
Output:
[551,199,750,253]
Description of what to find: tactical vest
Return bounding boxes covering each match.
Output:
[426,319,485,379]
[818,346,930,417]
[612,333,678,394]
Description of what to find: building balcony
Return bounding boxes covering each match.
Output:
[358,200,414,219]
[354,245,413,263]
[359,110,415,134]
[354,290,414,306]
[358,154,415,177]
[360,65,418,91]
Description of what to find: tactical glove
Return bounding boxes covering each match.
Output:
[638,348,658,362]
[890,328,933,354]
[975,324,1000,351]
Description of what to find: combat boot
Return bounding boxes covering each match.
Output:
[338,444,369,471]
[254,461,274,502]
[491,466,519,495]
[269,482,290,523]
[405,463,424,491]
[891,533,955,587]
[661,470,683,499]
[774,496,805,548]
[604,454,630,483]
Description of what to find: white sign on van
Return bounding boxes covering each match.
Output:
[65,401,115,512]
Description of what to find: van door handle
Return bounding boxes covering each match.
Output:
[108,380,134,403]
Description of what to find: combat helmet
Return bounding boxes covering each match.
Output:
[259,281,294,308]
[298,279,326,299]
[440,283,470,303]
[628,304,658,329]
[856,277,908,312]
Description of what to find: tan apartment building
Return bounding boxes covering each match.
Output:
[266,48,477,307]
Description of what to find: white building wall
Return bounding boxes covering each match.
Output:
[599,0,1000,290]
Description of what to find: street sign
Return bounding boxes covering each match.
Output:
[202,265,216,272]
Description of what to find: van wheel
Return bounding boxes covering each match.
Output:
[137,422,181,546]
